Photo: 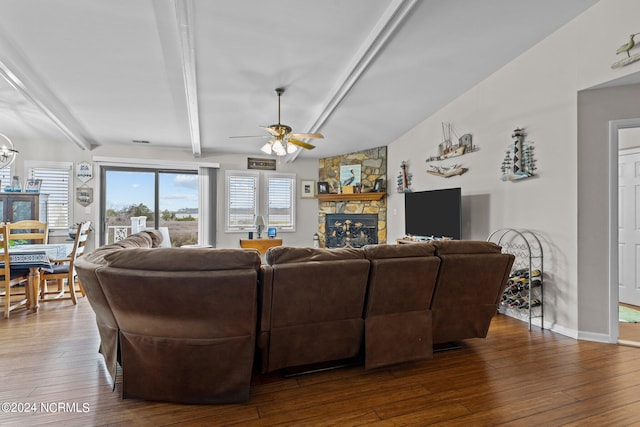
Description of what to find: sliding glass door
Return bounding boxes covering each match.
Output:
[100,167,198,246]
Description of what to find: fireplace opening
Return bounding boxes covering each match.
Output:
[325,214,378,248]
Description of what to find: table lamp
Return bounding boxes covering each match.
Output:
[254,215,265,239]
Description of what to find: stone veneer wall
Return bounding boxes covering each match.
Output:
[317,146,387,248]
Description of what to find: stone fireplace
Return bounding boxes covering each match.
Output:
[325,213,378,248]
[318,146,387,248]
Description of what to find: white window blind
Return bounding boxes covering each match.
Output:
[0,167,11,190]
[27,162,72,229]
[266,174,295,230]
[226,171,258,231]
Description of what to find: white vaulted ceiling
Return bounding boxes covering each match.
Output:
[0,0,598,159]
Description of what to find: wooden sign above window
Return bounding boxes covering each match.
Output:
[247,158,276,171]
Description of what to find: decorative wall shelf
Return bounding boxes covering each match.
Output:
[317,192,385,202]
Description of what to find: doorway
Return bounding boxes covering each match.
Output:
[615,125,640,344]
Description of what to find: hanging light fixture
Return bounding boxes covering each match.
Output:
[260,136,295,156]
[0,134,18,169]
[260,141,273,154]
[272,139,286,156]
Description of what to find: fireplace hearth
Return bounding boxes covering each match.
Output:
[325,214,378,248]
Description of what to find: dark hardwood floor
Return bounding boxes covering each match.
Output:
[3,300,640,426]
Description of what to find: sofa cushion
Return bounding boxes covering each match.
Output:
[363,242,435,259]
[104,247,261,271]
[117,230,158,248]
[82,230,160,265]
[143,229,163,247]
[265,246,364,265]
[431,240,502,254]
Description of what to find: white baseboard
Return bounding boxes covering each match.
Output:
[576,330,611,343]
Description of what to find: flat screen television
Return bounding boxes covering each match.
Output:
[404,187,462,240]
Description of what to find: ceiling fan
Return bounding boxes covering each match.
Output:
[230,88,323,156]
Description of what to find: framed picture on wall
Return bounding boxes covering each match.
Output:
[25,179,42,193]
[301,180,315,198]
[373,178,384,192]
[317,181,329,194]
[340,164,361,187]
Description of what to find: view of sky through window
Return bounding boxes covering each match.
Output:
[106,171,198,212]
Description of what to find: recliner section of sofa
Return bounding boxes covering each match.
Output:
[75,230,162,384]
[258,246,370,373]
[76,231,262,404]
[429,240,515,345]
[362,243,441,369]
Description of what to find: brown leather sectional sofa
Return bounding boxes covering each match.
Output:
[76,231,514,404]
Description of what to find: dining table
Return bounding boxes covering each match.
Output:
[4,243,74,312]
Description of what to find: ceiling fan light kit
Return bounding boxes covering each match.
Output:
[0,133,18,169]
[232,88,324,156]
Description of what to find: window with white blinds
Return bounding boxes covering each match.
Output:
[0,167,12,190]
[225,170,296,232]
[226,171,258,231]
[267,174,295,230]
[25,161,72,230]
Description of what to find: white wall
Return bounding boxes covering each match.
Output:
[387,0,640,338]
[10,139,320,250]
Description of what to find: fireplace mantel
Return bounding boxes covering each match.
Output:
[317,192,385,202]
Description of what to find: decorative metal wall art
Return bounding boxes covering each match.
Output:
[425,122,475,178]
[427,163,468,178]
[426,122,477,163]
[612,32,640,69]
[500,128,537,181]
[397,160,412,193]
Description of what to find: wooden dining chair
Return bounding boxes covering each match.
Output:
[0,224,29,318]
[6,220,48,244]
[39,221,91,305]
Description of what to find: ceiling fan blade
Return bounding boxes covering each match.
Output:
[260,126,279,137]
[289,133,324,139]
[229,135,269,139]
[288,138,315,150]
